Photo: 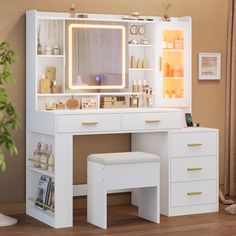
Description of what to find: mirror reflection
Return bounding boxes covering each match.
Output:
[66,21,128,92]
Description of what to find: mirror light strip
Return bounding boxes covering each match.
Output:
[68,23,126,90]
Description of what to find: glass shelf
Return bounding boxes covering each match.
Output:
[164,77,183,80]
[129,68,154,71]
[163,48,184,52]
[37,92,142,97]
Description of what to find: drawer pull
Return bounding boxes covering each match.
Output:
[187,192,202,196]
[187,168,203,171]
[81,122,98,125]
[145,120,161,123]
[187,143,202,147]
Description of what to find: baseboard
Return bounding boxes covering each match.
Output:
[0,201,25,215]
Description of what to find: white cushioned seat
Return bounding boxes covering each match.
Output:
[87,152,160,165]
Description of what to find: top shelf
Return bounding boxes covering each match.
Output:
[37,55,64,58]
[163,48,184,52]
[129,44,154,48]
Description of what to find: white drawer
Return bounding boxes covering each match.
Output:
[170,180,217,207]
[171,132,217,158]
[171,156,217,182]
[123,112,182,131]
[57,114,121,133]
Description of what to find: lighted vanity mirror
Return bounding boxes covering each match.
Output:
[66,21,129,92]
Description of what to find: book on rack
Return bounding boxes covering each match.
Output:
[35,175,52,210]
[47,182,55,212]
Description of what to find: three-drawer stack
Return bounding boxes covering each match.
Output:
[168,128,219,216]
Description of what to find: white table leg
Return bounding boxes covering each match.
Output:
[87,162,107,229]
[138,186,160,223]
[54,134,73,228]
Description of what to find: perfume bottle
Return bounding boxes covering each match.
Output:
[69,4,76,18]
[130,95,139,108]
[37,24,42,55]
[132,80,137,92]
[40,143,50,170]
[33,142,42,168]
[48,146,54,172]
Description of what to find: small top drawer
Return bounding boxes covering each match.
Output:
[170,132,217,158]
[57,114,121,133]
[123,112,182,131]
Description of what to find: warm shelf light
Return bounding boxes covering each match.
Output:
[68,23,126,90]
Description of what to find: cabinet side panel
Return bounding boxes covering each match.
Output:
[131,132,169,215]
[54,134,73,228]
[26,10,37,117]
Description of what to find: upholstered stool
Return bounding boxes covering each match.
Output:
[87,152,160,229]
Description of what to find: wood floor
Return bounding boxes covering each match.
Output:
[1,203,236,236]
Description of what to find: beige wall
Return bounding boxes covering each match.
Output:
[0,0,228,208]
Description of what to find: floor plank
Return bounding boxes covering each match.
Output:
[0,203,236,236]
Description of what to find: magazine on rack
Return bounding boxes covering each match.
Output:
[47,182,55,212]
[35,175,52,210]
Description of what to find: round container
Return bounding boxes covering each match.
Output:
[66,96,79,109]
[53,45,60,55]
[163,41,168,48]
[167,42,174,49]
[45,46,52,55]
[40,154,48,170]
[33,154,41,168]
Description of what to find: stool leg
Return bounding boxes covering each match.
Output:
[87,162,107,229]
[138,186,160,223]
[131,189,140,206]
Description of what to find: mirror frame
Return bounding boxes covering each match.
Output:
[68,23,126,90]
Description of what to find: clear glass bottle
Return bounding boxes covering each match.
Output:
[69,4,76,18]
[40,143,50,170]
[48,145,54,172]
[33,142,42,168]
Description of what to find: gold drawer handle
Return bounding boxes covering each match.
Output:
[187,192,202,196]
[145,120,161,123]
[187,143,202,147]
[187,168,203,171]
[81,122,98,125]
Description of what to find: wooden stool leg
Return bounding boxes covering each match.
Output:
[87,162,107,229]
[138,186,160,223]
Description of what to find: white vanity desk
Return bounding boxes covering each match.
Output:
[26,108,218,228]
[26,10,218,228]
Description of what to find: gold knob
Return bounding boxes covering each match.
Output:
[81,122,98,125]
[187,168,203,171]
[145,120,161,123]
[187,143,202,147]
[187,192,202,196]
